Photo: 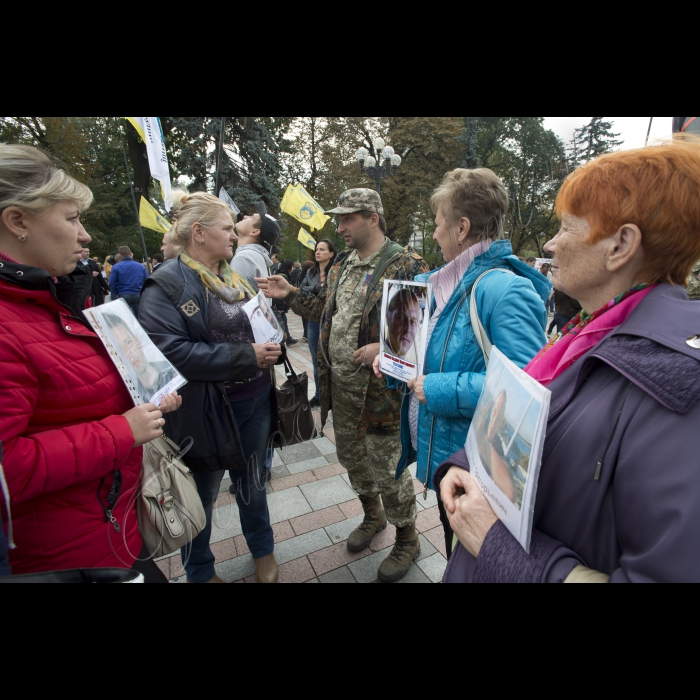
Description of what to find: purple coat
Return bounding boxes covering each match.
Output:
[437,284,700,583]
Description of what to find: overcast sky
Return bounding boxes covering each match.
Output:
[544,117,674,150]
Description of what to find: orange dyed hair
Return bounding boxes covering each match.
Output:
[556,137,700,286]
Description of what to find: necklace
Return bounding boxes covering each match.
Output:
[540,284,651,356]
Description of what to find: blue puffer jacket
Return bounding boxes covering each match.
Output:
[394,240,551,491]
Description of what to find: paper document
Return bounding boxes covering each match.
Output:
[83,300,187,407]
[379,280,432,383]
[466,347,551,553]
[244,292,284,345]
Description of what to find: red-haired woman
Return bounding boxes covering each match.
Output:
[438,138,700,583]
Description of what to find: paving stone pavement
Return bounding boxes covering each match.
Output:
[160,312,448,584]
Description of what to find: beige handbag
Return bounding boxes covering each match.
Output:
[138,435,206,559]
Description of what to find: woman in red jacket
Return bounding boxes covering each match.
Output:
[0,144,181,581]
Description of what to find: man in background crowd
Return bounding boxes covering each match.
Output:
[77,247,109,306]
[270,254,280,275]
[231,203,280,291]
[110,246,148,318]
[290,262,303,287]
[151,253,165,273]
[161,232,179,262]
[548,289,583,335]
[526,257,537,268]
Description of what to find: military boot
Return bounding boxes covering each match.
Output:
[347,495,388,553]
[378,524,421,583]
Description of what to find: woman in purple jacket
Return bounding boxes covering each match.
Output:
[438,139,700,584]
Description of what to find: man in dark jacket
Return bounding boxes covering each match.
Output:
[548,289,582,335]
[110,246,148,318]
[77,248,109,306]
[151,253,165,273]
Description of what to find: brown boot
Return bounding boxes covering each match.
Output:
[378,524,421,583]
[347,495,388,553]
[255,554,279,584]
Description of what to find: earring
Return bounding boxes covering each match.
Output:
[18,235,27,243]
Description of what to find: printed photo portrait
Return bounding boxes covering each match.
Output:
[382,284,428,365]
[244,292,284,346]
[379,280,432,383]
[85,300,185,406]
[472,365,541,511]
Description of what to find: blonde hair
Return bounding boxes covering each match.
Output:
[430,168,509,241]
[0,143,93,215]
[169,189,233,248]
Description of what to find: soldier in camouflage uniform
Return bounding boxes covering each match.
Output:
[688,261,700,300]
[258,189,430,583]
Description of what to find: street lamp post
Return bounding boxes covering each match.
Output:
[356,137,402,194]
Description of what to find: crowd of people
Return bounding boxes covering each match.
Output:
[1,136,700,584]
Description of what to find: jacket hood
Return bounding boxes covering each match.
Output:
[0,258,92,322]
[592,284,700,414]
[236,244,273,268]
[417,240,552,304]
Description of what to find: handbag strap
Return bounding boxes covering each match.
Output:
[469,269,515,368]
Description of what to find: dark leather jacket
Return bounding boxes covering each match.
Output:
[140,258,276,473]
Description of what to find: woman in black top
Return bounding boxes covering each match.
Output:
[301,240,337,408]
[140,190,283,584]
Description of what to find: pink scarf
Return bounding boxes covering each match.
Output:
[433,240,493,311]
[526,286,656,386]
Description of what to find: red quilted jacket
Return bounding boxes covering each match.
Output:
[0,259,142,574]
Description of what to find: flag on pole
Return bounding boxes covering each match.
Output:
[280,184,330,232]
[139,198,171,234]
[298,229,317,251]
[122,117,173,210]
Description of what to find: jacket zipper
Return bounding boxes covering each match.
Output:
[423,292,470,498]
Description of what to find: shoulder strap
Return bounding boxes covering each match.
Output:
[470,268,516,368]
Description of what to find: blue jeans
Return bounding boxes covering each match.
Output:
[307,321,321,400]
[182,384,274,583]
[122,294,141,319]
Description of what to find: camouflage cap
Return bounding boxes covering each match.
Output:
[326,188,384,217]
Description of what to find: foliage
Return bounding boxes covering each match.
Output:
[1,116,625,265]
[569,117,623,168]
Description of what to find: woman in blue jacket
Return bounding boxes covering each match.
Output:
[376,169,550,554]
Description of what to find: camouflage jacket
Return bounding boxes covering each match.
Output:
[688,262,700,300]
[287,242,430,434]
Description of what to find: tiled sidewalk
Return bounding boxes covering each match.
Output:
[158,312,448,584]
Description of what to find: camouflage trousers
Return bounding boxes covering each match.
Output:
[332,381,417,528]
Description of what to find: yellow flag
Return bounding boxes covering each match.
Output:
[280,184,330,232]
[139,198,171,234]
[298,229,317,251]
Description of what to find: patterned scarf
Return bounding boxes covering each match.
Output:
[432,239,493,312]
[180,251,255,303]
[526,284,656,387]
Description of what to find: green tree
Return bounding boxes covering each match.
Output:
[571,117,623,166]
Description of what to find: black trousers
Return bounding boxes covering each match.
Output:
[131,545,169,584]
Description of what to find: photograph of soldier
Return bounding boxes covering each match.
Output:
[244,292,284,345]
[382,285,425,364]
[101,309,180,405]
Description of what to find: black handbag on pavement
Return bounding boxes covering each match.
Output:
[276,355,317,447]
